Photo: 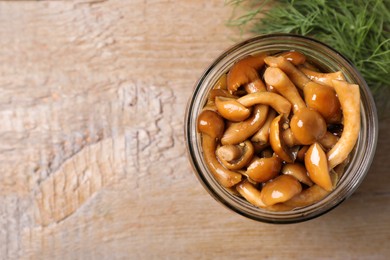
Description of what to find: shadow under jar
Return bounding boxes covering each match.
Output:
[185,34,378,224]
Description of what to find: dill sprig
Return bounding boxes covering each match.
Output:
[226,0,390,112]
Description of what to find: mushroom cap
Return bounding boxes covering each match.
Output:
[197,110,225,139]
[246,156,282,183]
[290,107,327,145]
[304,82,342,123]
[282,163,313,186]
[215,96,251,122]
[227,54,266,94]
[260,175,302,206]
[305,142,333,191]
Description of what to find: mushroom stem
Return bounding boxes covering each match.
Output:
[264,56,310,90]
[236,180,266,208]
[299,66,345,86]
[251,109,277,144]
[296,145,310,162]
[237,92,292,115]
[215,96,251,122]
[270,115,296,163]
[282,163,314,186]
[282,128,299,147]
[197,110,225,139]
[327,80,361,169]
[202,135,242,188]
[217,145,243,162]
[260,175,302,206]
[212,73,228,90]
[244,78,266,93]
[221,105,269,145]
[304,81,342,124]
[318,131,339,150]
[264,67,306,113]
[216,141,255,170]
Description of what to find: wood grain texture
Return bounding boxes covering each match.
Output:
[0,0,389,259]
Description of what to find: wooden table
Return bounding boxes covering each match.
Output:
[1,1,389,259]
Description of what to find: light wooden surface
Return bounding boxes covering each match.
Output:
[0,0,389,259]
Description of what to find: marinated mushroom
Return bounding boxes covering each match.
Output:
[279,51,306,65]
[201,135,243,188]
[246,156,282,183]
[299,66,345,86]
[296,145,310,162]
[264,55,310,90]
[252,141,270,154]
[327,80,361,169]
[263,67,306,113]
[290,107,327,145]
[282,128,298,147]
[318,132,339,150]
[213,73,228,90]
[251,109,277,144]
[197,110,242,187]
[304,81,342,123]
[260,175,302,206]
[208,89,237,101]
[305,142,333,191]
[283,127,338,150]
[227,53,267,94]
[283,183,329,208]
[215,96,251,122]
[284,170,339,208]
[244,78,266,93]
[282,163,313,186]
[236,180,266,208]
[221,104,269,145]
[269,114,295,163]
[237,92,292,115]
[204,89,238,112]
[260,148,274,158]
[216,141,254,170]
[197,110,225,139]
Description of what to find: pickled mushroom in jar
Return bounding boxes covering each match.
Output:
[196,51,361,211]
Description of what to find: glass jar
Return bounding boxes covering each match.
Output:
[184,33,378,224]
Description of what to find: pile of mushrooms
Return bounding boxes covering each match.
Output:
[197,51,361,211]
